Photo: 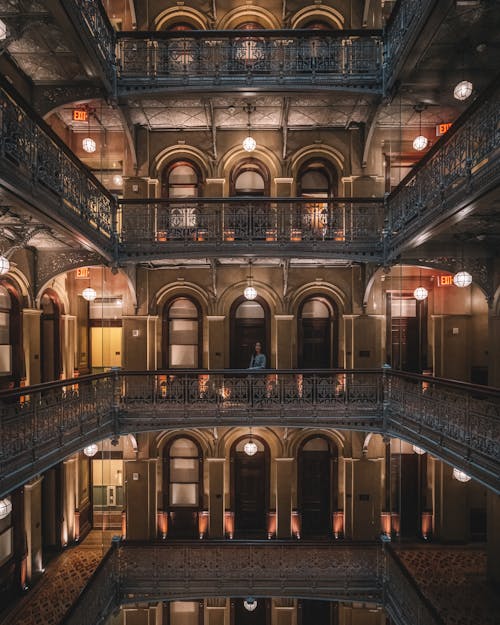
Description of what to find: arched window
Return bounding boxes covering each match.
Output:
[164,436,202,538]
[297,159,339,239]
[40,290,62,382]
[0,281,22,387]
[230,297,270,369]
[159,161,201,238]
[162,297,202,368]
[298,295,338,368]
[298,436,338,537]
[234,21,267,68]
[230,160,270,196]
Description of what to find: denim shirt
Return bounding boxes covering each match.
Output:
[248,353,266,369]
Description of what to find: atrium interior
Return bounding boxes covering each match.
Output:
[0,1,499,624]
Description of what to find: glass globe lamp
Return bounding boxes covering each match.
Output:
[82,287,97,302]
[83,444,99,457]
[242,136,256,152]
[452,468,471,483]
[453,271,472,288]
[0,497,12,520]
[0,255,10,275]
[244,598,258,611]
[82,137,97,153]
[413,286,428,301]
[244,440,258,456]
[413,135,428,151]
[412,445,426,455]
[453,80,473,101]
[113,174,123,186]
[244,285,257,300]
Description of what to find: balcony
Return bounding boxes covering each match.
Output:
[64,542,439,625]
[0,79,115,258]
[116,30,383,94]
[0,369,498,497]
[118,198,384,261]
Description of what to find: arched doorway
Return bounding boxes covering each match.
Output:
[163,436,202,538]
[162,296,202,368]
[297,159,338,238]
[0,281,23,388]
[160,160,202,239]
[298,436,337,537]
[298,295,338,368]
[230,296,270,369]
[40,289,62,382]
[231,435,269,537]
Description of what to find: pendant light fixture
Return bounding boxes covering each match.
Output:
[412,104,428,152]
[83,443,99,457]
[453,270,472,288]
[82,106,97,153]
[0,254,10,275]
[452,467,471,483]
[244,260,257,300]
[412,445,426,455]
[242,102,256,152]
[453,48,473,101]
[413,267,428,301]
[82,287,97,302]
[243,428,258,456]
[244,598,258,611]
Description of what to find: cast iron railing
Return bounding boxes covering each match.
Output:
[0,369,498,496]
[116,29,382,91]
[383,0,436,90]
[117,197,384,260]
[63,542,440,625]
[0,80,115,247]
[386,77,500,257]
[68,0,116,89]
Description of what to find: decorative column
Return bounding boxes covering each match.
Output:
[125,459,157,540]
[275,458,294,539]
[487,492,500,585]
[60,314,76,379]
[62,457,78,545]
[208,458,225,538]
[23,477,43,585]
[343,458,354,540]
[207,316,225,369]
[22,309,42,385]
[342,315,359,369]
[275,315,294,368]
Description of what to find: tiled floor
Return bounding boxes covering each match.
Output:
[394,545,500,625]
[1,531,114,625]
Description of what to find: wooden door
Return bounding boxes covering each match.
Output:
[299,450,331,536]
[299,318,331,368]
[234,451,267,535]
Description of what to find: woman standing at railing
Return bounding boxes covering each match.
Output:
[248,341,266,369]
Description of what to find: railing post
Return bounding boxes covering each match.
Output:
[111,368,121,436]
[382,366,391,434]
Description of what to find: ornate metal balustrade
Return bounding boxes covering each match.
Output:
[118,198,384,261]
[0,374,116,496]
[0,370,498,496]
[63,542,440,625]
[386,78,500,258]
[65,0,117,89]
[0,80,115,253]
[383,0,437,91]
[116,30,382,92]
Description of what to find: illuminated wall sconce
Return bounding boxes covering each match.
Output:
[224,510,234,539]
[198,510,209,539]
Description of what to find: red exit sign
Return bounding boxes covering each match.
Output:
[436,123,452,136]
[72,108,88,122]
[437,274,454,287]
[76,267,90,279]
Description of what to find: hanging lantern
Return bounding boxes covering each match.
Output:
[82,287,97,301]
[242,136,256,152]
[244,440,258,456]
[112,174,123,187]
[0,255,10,275]
[83,444,98,457]
[244,598,258,612]
[412,135,428,151]
[82,137,96,153]
[453,271,472,288]
[0,497,12,520]
[244,285,257,300]
[413,286,428,301]
[453,80,473,101]
[452,468,471,483]
[412,445,426,455]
